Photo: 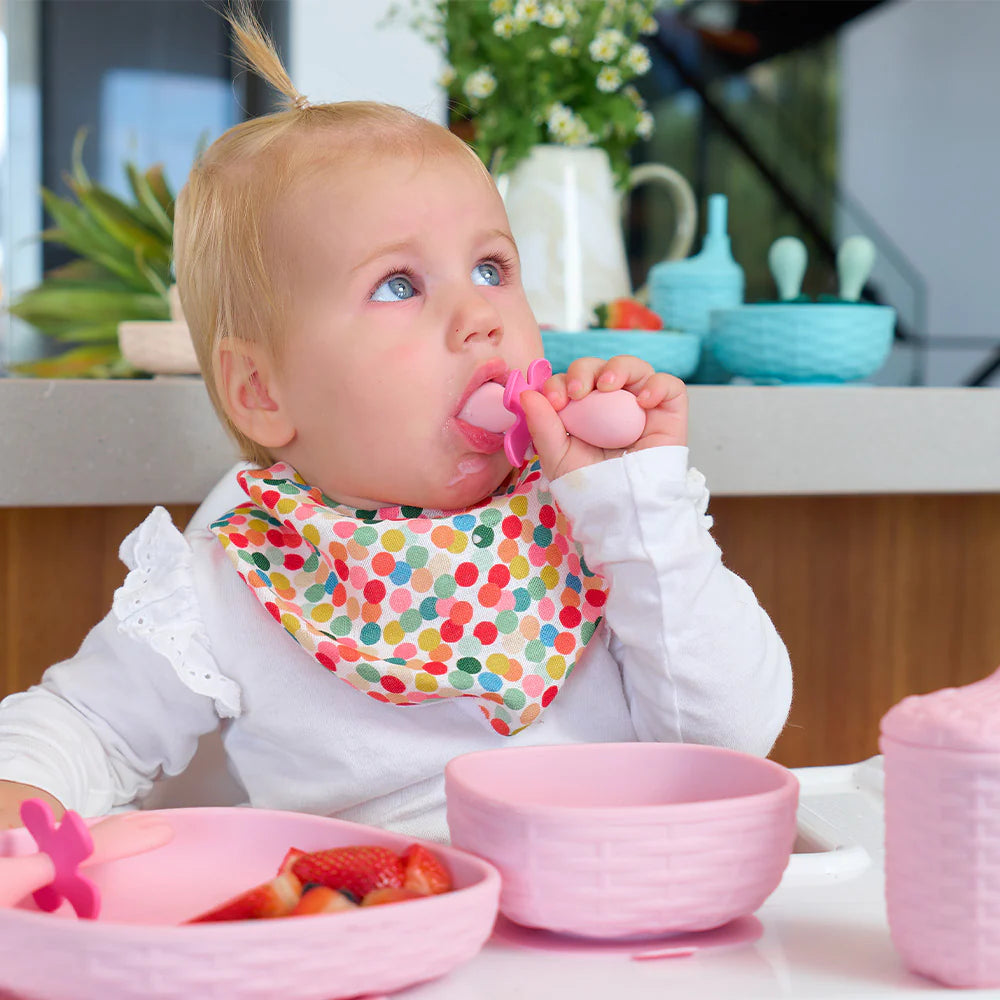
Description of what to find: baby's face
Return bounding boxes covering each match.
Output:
[267,147,543,510]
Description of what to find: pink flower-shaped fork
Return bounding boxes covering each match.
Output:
[20,798,97,917]
[0,799,174,918]
[502,358,552,467]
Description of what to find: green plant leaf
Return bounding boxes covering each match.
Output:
[43,258,130,288]
[45,322,121,343]
[126,162,174,239]
[41,189,153,291]
[8,285,168,325]
[9,343,122,378]
[68,179,171,263]
[70,127,91,187]
[133,246,170,297]
[144,164,175,221]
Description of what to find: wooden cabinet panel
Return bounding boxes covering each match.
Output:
[0,506,196,696]
[709,494,1000,767]
[2,496,998,770]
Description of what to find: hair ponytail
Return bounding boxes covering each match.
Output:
[226,1,310,112]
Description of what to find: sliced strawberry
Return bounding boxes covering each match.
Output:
[187,870,302,923]
[278,846,308,875]
[290,885,359,916]
[401,844,453,895]
[594,297,663,331]
[360,886,425,907]
[289,846,404,900]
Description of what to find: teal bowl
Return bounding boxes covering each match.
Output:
[709,303,895,383]
[542,329,701,380]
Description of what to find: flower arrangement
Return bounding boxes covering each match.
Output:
[411,0,665,184]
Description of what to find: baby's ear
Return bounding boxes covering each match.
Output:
[216,337,295,449]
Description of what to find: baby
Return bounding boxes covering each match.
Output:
[0,7,791,838]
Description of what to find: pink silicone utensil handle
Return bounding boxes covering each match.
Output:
[2,804,174,915]
[86,811,174,866]
[502,358,646,465]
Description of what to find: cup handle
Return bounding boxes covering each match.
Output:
[624,163,698,262]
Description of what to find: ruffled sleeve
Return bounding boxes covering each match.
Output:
[112,506,241,718]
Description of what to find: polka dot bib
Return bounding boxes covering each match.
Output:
[210,461,607,735]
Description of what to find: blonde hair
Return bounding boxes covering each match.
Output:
[174,2,488,467]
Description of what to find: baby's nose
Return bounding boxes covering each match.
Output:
[449,292,503,347]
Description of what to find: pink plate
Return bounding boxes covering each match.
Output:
[0,807,500,1000]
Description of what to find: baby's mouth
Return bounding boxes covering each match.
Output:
[456,382,515,434]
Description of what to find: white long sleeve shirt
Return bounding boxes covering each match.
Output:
[0,448,792,842]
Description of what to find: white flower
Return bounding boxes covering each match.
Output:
[438,64,456,88]
[563,118,596,146]
[549,34,572,55]
[489,0,512,13]
[493,14,515,38]
[561,1,581,27]
[540,3,565,27]
[546,104,595,146]
[639,14,659,35]
[596,66,622,92]
[463,67,498,101]
[636,110,654,139]
[589,29,621,62]
[514,0,541,21]
[546,102,575,137]
[623,84,643,108]
[625,43,652,75]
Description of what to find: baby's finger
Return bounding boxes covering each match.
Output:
[540,372,571,411]
[560,357,610,399]
[520,389,570,471]
[592,355,656,394]
[633,371,687,408]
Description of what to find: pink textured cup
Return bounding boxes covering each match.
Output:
[446,742,798,939]
[881,666,1000,988]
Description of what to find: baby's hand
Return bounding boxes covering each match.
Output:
[520,355,687,481]
[0,781,65,830]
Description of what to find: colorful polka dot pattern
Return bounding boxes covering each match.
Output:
[210,461,607,736]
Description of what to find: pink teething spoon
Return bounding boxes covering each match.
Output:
[459,358,646,466]
[0,800,174,917]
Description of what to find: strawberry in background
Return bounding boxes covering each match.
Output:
[592,297,663,331]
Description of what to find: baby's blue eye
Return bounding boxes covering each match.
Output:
[472,262,501,287]
[372,274,416,302]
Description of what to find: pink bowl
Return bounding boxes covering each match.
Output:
[0,807,500,1000]
[446,742,797,939]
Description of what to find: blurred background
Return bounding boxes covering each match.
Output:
[2,0,998,386]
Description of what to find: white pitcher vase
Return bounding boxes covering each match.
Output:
[498,145,697,330]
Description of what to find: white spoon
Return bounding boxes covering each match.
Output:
[767,237,808,301]
[836,235,876,301]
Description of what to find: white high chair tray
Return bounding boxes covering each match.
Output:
[400,757,952,999]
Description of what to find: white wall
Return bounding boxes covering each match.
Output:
[289,0,445,122]
[839,0,1000,385]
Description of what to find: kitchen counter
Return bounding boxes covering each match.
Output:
[1,378,997,506]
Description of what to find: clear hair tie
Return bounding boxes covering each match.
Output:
[293,94,310,111]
